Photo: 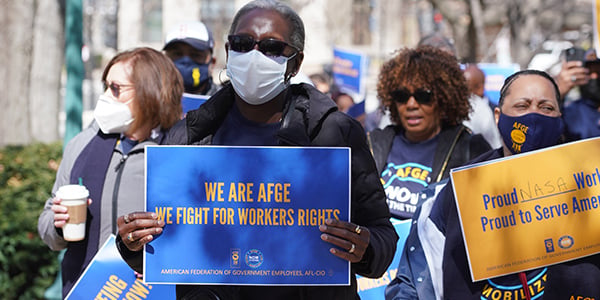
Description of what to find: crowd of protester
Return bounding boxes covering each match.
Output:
[38,0,600,299]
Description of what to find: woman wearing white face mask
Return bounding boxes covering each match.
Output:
[115,1,398,299]
[37,47,182,298]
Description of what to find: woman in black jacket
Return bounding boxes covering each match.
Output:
[368,46,491,219]
[114,1,398,299]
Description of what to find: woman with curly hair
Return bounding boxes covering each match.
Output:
[368,46,491,219]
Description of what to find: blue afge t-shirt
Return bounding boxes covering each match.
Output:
[212,103,280,146]
[381,134,437,219]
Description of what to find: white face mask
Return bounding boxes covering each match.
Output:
[93,94,134,134]
[226,49,293,105]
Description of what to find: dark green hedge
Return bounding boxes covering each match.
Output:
[0,142,63,299]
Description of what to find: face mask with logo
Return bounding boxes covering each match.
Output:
[93,94,134,134]
[226,49,291,105]
[173,56,211,93]
[497,112,564,154]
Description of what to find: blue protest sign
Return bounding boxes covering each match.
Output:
[347,101,365,118]
[356,219,412,299]
[478,63,520,106]
[144,146,351,285]
[66,235,175,300]
[332,47,369,98]
[181,93,209,115]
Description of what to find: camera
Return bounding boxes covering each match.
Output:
[564,47,586,62]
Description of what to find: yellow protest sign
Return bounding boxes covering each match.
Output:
[451,137,600,281]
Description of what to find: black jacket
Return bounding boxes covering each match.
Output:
[119,83,398,300]
[367,125,491,184]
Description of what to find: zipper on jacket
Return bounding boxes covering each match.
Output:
[114,155,128,172]
[366,132,375,157]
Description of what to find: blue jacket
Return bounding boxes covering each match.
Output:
[563,98,600,142]
[385,179,449,300]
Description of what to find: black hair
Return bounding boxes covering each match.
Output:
[228,0,305,51]
[498,69,561,110]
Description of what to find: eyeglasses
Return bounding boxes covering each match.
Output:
[103,81,134,99]
[228,35,299,57]
[390,88,433,105]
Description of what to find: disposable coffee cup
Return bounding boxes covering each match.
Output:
[56,184,89,241]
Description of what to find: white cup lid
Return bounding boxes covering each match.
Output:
[56,184,89,200]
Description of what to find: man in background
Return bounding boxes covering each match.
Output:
[463,64,502,148]
[163,21,220,115]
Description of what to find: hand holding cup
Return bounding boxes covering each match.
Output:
[53,185,90,241]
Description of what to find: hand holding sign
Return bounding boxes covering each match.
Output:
[117,212,164,252]
[320,218,370,263]
[144,146,352,285]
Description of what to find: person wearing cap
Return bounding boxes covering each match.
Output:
[164,21,220,96]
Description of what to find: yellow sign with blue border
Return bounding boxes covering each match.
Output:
[451,137,600,281]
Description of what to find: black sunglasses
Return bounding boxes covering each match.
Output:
[390,88,433,105]
[103,81,133,98]
[228,35,299,57]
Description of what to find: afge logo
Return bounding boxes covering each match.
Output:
[381,162,431,188]
[231,248,241,268]
[510,122,528,153]
[544,238,554,253]
[245,249,264,268]
[380,162,432,218]
[558,236,574,249]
